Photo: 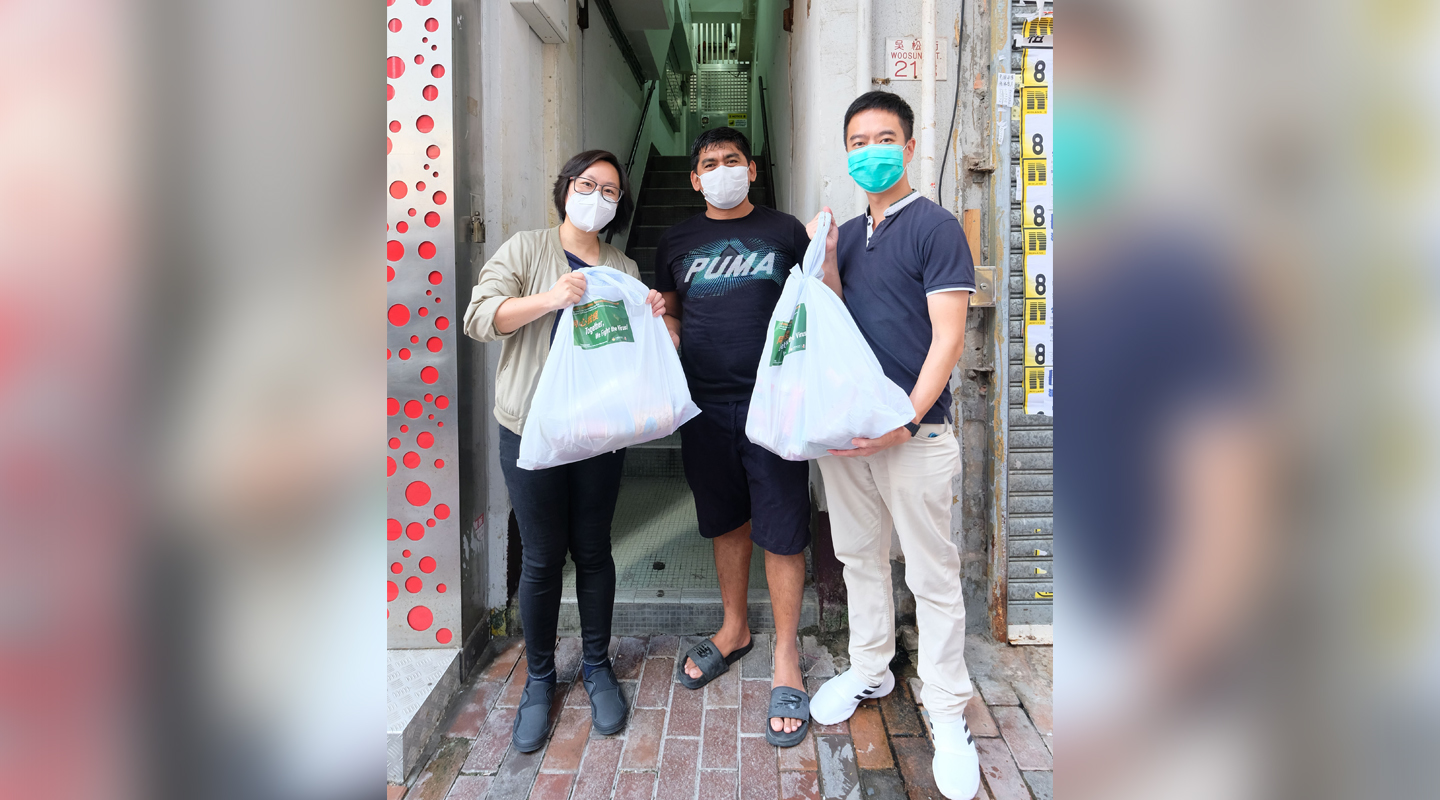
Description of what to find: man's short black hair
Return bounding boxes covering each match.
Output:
[552,149,633,235]
[843,91,915,142]
[689,127,752,173]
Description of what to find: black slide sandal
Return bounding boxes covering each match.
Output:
[764,686,810,747]
[677,637,754,690]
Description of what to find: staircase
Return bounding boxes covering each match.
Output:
[625,150,775,288]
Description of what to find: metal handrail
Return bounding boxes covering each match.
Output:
[758,76,777,207]
[608,79,657,244]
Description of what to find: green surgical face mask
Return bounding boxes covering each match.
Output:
[847,144,906,193]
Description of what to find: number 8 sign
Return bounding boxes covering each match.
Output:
[1024,48,1052,88]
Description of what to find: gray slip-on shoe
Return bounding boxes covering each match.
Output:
[583,664,628,735]
[511,678,556,753]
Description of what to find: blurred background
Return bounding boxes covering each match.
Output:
[0,0,1435,798]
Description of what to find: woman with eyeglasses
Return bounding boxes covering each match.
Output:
[462,150,664,751]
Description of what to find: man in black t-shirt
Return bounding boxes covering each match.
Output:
[655,128,813,746]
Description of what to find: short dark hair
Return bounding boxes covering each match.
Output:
[552,149,634,236]
[689,127,751,173]
[843,91,915,143]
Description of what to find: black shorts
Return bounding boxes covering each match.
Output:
[678,398,811,556]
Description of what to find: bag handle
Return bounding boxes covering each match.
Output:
[800,211,832,280]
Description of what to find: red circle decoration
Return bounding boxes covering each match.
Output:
[416,117,434,136]
[388,18,402,32]
[427,271,442,284]
[433,190,447,205]
[434,459,445,468]
[426,337,442,353]
[406,522,425,540]
[420,366,438,384]
[425,17,439,31]
[435,317,450,330]
[435,395,450,409]
[424,393,433,402]
[414,54,425,65]
[424,212,441,228]
[388,519,402,540]
[426,145,440,158]
[387,241,404,262]
[404,400,423,418]
[418,307,429,317]
[423,85,438,101]
[416,181,426,192]
[416,0,433,7]
[437,583,447,593]
[390,562,403,574]
[397,221,409,233]
[410,335,419,344]
[388,437,400,449]
[417,431,435,448]
[388,397,399,415]
[419,556,437,573]
[388,303,410,325]
[400,425,409,433]
[387,456,396,477]
[387,137,392,154]
[403,549,411,558]
[434,504,450,519]
[388,180,407,199]
[406,481,432,506]
[408,208,416,216]
[388,581,398,602]
[389,120,401,133]
[403,451,420,468]
[436,628,452,644]
[405,576,422,593]
[407,605,433,631]
[399,348,411,360]
[419,241,436,259]
[426,519,435,527]
[387,265,395,282]
[431,64,445,78]
[387,56,405,79]
[387,84,394,101]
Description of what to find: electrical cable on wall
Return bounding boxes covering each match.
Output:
[937,0,965,207]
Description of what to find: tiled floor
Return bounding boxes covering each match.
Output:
[389,634,1053,800]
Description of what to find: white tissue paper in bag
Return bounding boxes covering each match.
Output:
[745,211,915,461]
[518,266,700,470]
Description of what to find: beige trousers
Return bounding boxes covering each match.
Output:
[816,423,973,722]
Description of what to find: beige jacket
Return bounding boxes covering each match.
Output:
[463,226,639,435]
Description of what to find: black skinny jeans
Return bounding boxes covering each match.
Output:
[498,425,625,678]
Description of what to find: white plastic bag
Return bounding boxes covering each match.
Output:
[518,266,700,470]
[745,211,915,461]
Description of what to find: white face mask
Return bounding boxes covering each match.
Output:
[564,187,618,232]
[698,164,751,210]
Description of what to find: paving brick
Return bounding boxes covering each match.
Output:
[989,706,1051,771]
[388,783,407,800]
[529,772,575,800]
[637,657,676,708]
[408,737,468,800]
[498,656,530,707]
[740,680,772,736]
[656,737,700,800]
[1022,771,1052,800]
[445,774,493,800]
[461,704,516,773]
[1013,682,1052,741]
[706,664,741,708]
[614,771,657,800]
[814,735,859,800]
[612,637,648,680]
[702,707,739,768]
[780,769,821,800]
[891,737,943,800]
[857,768,906,800]
[570,738,624,800]
[848,705,893,770]
[777,729,818,772]
[973,677,1019,707]
[806,678,849,735]
[565,677,592,709]
[974,738,1027,800]
[667,681,705,736]
[877,681,924,738]
[478,638,526,683]
[621,707,666,770]
[741,633,773,679]
[964,694,999,738]
[698,769,738,800]
[445,681,505,739]
[541,706,594,773]
[648,635,680,658]
[483,741,544,800]
[739,735,780,800]
[799,636,836,679]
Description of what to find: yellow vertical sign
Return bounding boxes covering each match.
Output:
[1021,23,1053,417]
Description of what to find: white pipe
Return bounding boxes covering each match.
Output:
[856,0,872,216]
[920,0,936,199]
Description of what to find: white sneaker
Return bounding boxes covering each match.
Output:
[930,718,982,799]
[809,668,895,725]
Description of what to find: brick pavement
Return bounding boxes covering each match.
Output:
[390,635,1052,800]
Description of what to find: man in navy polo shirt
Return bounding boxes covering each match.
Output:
[805,92,980,799]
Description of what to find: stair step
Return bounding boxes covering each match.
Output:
[643,171,699,189]
[648,155,693,171]
[635,206,705,226]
